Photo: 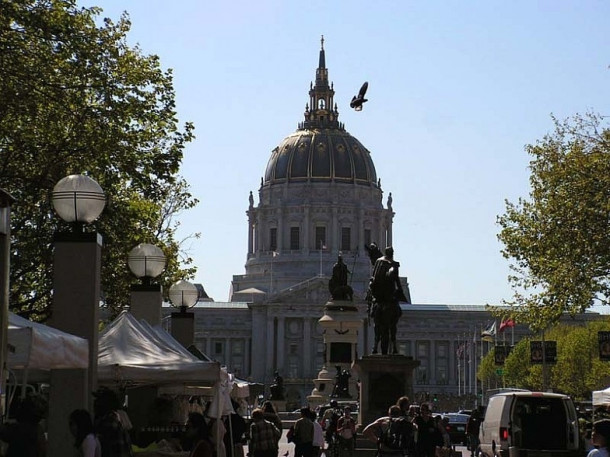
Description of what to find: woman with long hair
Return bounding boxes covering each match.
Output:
[186,412,214,457]
[69,409,101,457]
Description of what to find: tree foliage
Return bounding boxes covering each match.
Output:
[478,319,610,400]
[497,113,610,331]
[0,0,198,320]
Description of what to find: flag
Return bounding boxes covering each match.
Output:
[481,321,496,342]
[456,343,465,359]
[499,318,515,333]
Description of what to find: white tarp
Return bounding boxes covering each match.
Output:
[593,387,610,406]
[8,312,88,371]
[98,311,220,385]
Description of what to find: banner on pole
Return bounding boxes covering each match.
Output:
[530,341,557,364]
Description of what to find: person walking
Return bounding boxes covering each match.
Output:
[249,408,281,457]
[336,407,356,457]
[69,409,101,457]
[185,412,214,457]
[588,420,610,457]
[294,407,315,457]
[363,405,413,457]
[466,410,481,457]
[413,403,437,457]
[310,410,324,457]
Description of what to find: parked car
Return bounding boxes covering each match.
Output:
[443,413,470,445]
[479,391,580,457]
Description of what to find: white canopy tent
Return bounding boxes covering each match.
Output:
[593,387,610,406]
[8,312,88,374]
[98,311,221,386]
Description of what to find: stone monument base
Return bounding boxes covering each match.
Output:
[353,354,420,428]
[270,400,287,413]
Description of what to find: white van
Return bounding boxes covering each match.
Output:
[479,391,580,457]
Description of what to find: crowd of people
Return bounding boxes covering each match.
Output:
[4,391,610,457]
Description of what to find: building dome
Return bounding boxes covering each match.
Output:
[263,36,378,188]
[264,129,377,186]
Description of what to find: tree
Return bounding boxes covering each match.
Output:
[497,113,610,332]
[0,0,197,319]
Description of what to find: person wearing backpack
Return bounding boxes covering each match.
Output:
[363,405,413,457]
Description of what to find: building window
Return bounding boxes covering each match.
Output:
[398,342,411,357]
[416,365,428,384]
[436,364,448,385]
[417,341,429,358]
[437,342,448,358]
[315,226,326,250]
[290,227,300,250]
[341,227,351,251]
[214,342,223,355]
[269,228,277,251]
[233,340,243,355]
[364,229,371,247]
[288,356,299,378]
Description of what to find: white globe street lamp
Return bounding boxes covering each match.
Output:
[52,174,105,229]
[128,243,166,285]
[169,280,199,311]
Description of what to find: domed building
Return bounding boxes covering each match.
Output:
[231,37,404,300]
[177,39,600,410]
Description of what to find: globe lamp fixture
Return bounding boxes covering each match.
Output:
[169,280,199,311]
[52,175,105,230]
[128,243,166,285]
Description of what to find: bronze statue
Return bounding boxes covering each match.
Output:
[366,246,407,354]
[332,366,351,398]
[328,255,353,301]
[269,371,284,400]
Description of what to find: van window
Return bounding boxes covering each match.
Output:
[511,397,568,450]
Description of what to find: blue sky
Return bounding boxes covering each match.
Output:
[78,1,610,307]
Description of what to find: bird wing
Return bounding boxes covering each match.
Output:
[358,81,368,98]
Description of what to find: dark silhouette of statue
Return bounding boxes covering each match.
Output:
[269,371,284,400]
[366,246,407,355]
[332,366,351,398]
[328,255,353,301]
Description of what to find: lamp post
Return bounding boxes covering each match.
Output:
[48,174,105,457]
[169,280,199,348]
[0,189,15,424]
[128,243,166,325]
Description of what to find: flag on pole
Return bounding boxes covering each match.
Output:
[481,321,496,342]
[456,343,466,359]
[499,318,515,333]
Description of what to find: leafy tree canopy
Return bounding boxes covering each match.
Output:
[497,113,610,332]
[0,0,198,320]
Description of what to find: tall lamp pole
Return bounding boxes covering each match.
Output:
[128,243,166,325]
[0,189,14,424]
[48,174,105,457]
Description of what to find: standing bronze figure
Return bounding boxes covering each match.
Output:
[366,245,407,354]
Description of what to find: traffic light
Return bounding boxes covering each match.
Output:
[433,393,438,402]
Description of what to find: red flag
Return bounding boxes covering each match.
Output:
[499,318,515,333]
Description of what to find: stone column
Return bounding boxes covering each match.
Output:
[331,207,338,253]
[277,316,285,370]
[303,317,312,376]
[429,339,436,385]
[304,205,310,254]
[49,232,102,457]
[277,208,283,251]
[266,314,274,374]
[171,311,195,348]
[130,284,163,326]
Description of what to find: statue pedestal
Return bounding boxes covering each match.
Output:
[270,400,286,413]
[353,354,420,428]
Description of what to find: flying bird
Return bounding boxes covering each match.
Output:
[350,81,368,111]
